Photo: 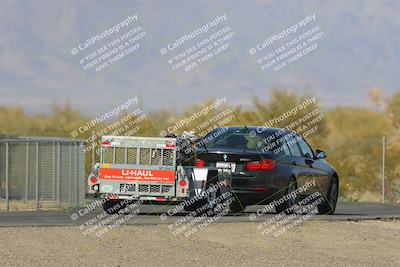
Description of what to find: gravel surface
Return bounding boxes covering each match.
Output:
[0,220,399,266]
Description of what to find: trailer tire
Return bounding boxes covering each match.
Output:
[103,200,124,214]
[183,200,203,212]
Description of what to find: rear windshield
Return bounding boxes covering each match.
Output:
[200,128,283,151]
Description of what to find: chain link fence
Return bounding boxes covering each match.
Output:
[0,137,85,211]
[0,135,398,211]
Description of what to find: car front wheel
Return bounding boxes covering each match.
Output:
[318,175,339,215]
[229,198,247,213]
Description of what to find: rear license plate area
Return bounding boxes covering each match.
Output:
[216,162,236,172]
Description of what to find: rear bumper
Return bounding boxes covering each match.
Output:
[228,172,289,205]
[99,193,189,203]
[230,188,281,205]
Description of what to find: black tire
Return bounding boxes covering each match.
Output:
[204,182,219,215]
[184,182,220,216]
[229,198,247,213]
[183,199,203,212]
[275,177,298,214]
[102,200,124,214]
[318,175,339,215]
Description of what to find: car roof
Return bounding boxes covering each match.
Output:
[215,126,292,135]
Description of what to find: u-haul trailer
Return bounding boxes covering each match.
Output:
[87,135,229,214]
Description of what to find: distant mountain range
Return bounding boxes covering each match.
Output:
[0,0,399,115]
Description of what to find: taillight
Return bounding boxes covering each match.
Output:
[90,176,98,184]
[246,159,276,171]
[255,187,270,191]
[195,159,205,167]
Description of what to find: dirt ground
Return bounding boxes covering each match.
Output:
[0,220,399,267]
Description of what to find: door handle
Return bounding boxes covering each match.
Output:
[292,161,297,166]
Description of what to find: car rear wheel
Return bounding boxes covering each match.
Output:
[229,198,247,213]
[184,183,221,215]
[275,177,297,214]
[318,175,339,215]
[204,182,219,215]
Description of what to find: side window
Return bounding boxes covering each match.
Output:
[281,141,291,156]
[286,135,302,157]
[297,138,314,159]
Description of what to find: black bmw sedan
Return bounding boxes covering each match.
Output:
[195,126,339,215]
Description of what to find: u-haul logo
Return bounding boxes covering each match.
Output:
[99,168,175,183]
[121,170,154,177]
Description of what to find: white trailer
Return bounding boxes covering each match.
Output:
[87,135,230,214]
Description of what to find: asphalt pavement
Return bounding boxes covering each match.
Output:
[0,202,399,227]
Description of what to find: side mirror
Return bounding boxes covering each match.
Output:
[315,149,327,159]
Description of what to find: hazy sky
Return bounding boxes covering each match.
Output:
[0,0,399,115]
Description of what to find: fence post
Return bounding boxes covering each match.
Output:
[52,142,56,200]
[5,142,9,211]
[25,142,29,201]
[69,145,72,204]
[382,136,386,203]
[36,142,39,211]
[75,143,79,205]
[57,142,60,206]
[92,131,95,168]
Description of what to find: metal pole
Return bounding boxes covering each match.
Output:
[36,142,39,211]
[69,145,72,204]
[25,142,29,201]
[382,136,386,203]
[100,146,103,164]
[92,131,95,168]
[52,142,56,200]
[5,142,9,211]
[75,143,79,205]
[57,142,60,206]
